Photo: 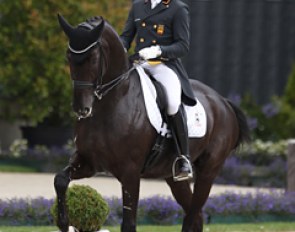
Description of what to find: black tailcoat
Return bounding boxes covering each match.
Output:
[120,0,196,106]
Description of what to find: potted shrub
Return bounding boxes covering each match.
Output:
[51,184,110,232]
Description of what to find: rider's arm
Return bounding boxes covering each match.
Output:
[120,5,137,51]
[160,7,190,59]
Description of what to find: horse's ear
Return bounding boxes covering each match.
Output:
[90,18,105,40]
[57,14,74,39]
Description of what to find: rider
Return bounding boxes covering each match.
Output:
[120,0,196,181]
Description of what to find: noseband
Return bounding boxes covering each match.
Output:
[71,41,105,95]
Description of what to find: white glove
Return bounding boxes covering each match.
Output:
[139,45,162,60]
[68,226,78,232]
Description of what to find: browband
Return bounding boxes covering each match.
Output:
[68,41,99,54]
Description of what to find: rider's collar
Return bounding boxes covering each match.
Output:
[144,0,171,5]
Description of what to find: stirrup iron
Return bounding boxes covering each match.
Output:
[172,155,193,182]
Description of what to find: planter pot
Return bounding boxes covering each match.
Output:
[21,125,73,147]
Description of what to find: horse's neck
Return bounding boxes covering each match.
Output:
[103,25,129,79]
[93,26,136,112]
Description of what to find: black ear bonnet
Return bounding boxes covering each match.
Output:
[57,14,105,64]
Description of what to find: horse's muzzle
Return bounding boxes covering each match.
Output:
[76,107,93,120]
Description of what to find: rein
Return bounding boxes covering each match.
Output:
[94,66,136,100]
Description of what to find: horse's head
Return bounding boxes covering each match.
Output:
[58,14,105,119]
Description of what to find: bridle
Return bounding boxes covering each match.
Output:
[70,21,135,101]
[71,42,135,100]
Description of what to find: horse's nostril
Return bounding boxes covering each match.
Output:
[84,107,90,114]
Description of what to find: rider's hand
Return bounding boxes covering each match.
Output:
[139,45,162,60]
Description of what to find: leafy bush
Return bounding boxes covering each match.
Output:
[273,63,295,139]
[0,1,85,125]
[0,0,130,126]
[51,185,109,232]
[228,93,281,141]
[228,63,295,141]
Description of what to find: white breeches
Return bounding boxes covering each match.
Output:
[141,62,181,115]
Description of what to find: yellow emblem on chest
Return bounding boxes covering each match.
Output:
[157,24,165,35]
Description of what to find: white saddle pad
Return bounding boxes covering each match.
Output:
[136,65,207,138]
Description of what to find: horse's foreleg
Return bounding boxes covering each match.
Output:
[54,154,96,232]
[54,166,71,232]
[120,173,140,232]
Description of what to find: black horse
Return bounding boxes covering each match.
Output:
[54,15,250,232]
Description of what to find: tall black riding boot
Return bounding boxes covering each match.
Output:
[169,106,193,181]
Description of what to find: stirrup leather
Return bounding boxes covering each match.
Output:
[172,155,193,182]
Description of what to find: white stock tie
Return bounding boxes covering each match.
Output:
[151,0,162,9]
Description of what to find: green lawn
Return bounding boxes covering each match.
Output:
[0,223,295,232]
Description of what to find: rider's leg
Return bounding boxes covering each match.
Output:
[141,63,193,181]
[169,105,193,181]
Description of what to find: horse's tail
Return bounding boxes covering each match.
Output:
[227,100,251,148]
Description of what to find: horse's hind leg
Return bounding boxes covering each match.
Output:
[165,177,193,214]
[166,177,204,232]
[54,153,96,232]
[182,152,226,232]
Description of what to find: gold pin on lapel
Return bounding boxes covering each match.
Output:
[157,24,165,35]
[162,0,171,5]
